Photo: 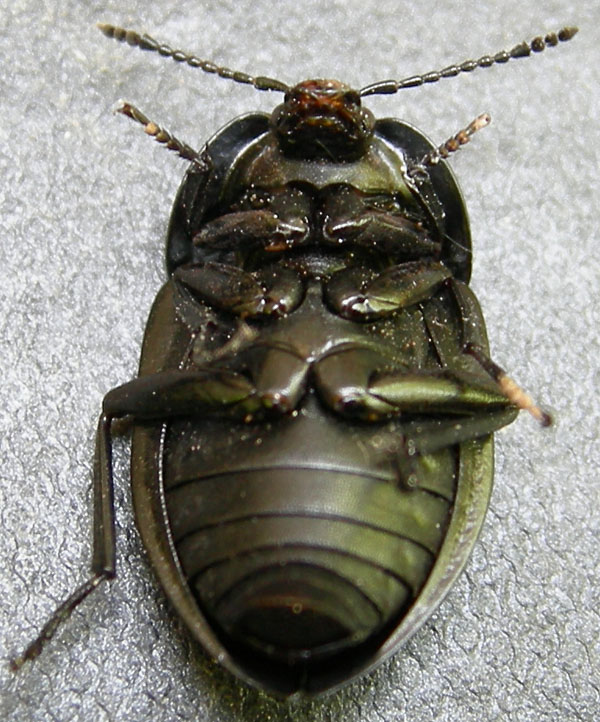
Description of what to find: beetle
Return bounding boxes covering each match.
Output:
[10,23,576,697]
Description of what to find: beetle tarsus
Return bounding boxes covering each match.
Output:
[10,572,112,672]
[497,374,553,427]
[464,343,553,426]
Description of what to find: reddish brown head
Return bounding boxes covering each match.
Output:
[270,79,375,161]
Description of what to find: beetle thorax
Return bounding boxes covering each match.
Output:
[270,79,375,162]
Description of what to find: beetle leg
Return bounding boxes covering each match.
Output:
[315,346,515,420]
[175,262,304,317]
[399,408,519,456]
[9,574,113,671]
[9,363,281,670]
[368,367,515,415]
[323,207,440,258]
[113,100,217,257]
[10,416,117,670]
[192,209,309,251]
[314,346,518,488]
[102,361,310,419]
[464,343,552,426]
[423,280,551,426]
[243,342,310,413]
[190,183,311,259]
[102,369,260,419]
[385,406,518,489]
[325,260,451,319]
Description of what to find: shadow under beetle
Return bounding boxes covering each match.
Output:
[11,23,577,697]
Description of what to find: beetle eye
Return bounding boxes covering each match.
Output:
[343,90,360,105]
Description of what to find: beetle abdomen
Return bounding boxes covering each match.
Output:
[163,407,456,662]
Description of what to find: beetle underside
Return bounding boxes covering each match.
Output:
[11,21,575,698]
[126,115,518,695]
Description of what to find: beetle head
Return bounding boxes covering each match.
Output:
[100,22,578,164]
[271,80,375,161]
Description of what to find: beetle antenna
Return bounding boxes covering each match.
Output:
[360,26,578,97]
[408,113,491,175]
[98,23,290,94]
[113,101,204,165]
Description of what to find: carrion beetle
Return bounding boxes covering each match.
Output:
[10,22,577,698]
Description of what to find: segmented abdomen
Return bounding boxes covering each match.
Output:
[163,416,456,661]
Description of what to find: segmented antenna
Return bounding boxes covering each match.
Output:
[98,23,290,93]
[360,26,578,96]
[113,101,203,164]
[410,113,491,174]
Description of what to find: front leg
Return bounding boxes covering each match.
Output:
[322,185,441,258]
[193,184,312,254]
[175,262,304,318]
[192,209,308,252]
[325,260,451,320]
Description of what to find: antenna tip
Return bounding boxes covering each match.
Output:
[473,113,491,130]
[558,26,578,41]
[97,22,113,36]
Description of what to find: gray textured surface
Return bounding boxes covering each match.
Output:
[1,1,598,720]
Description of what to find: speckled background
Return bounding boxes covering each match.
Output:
[1,1,598,721]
